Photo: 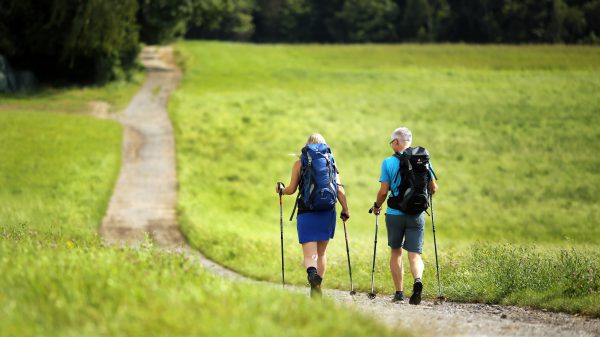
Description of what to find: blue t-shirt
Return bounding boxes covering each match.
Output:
[379,155,436,215]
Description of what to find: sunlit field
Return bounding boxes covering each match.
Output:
[171,42,600,315]
[0,86,397,336]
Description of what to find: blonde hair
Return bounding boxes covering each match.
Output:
[306,133,326,145]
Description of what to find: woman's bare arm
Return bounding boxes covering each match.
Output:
[336,174,350,220]
[279,160,301,195]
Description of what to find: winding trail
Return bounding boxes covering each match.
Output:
[100,47,183,247]
[100,46,600,337]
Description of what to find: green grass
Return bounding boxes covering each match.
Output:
[0,72,145,114]
[443,244,600,316]
[1,230,398,337]
[0,83,400,335]
[171,41,600,315]
[0,111,122,239]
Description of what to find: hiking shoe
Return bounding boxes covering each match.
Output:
[392,291,404,303]
[308,273,323,299]
[409,281,422,305]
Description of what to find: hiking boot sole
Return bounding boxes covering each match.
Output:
[409,292,421,305]
[410,282,423,305]
[308,273,323,299]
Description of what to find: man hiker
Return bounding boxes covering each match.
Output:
[371,127,438,304]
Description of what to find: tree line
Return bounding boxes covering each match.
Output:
[197,0,600,43]
[1,0,599,84]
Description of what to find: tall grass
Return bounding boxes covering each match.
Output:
[171,42,600,315]
[444,245,599,316]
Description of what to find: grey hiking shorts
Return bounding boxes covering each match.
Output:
[385,213,425,253]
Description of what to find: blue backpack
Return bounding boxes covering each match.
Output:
[289,143,338,220]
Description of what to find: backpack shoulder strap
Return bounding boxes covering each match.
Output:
[390,153,402,197]
[327,151,337,175]
[289,161,305,221]
[289,191,300,221]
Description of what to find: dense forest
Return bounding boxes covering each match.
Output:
[1,0,599,83]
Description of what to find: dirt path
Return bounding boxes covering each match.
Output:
[100,46,184,247]
[99,47,600,337]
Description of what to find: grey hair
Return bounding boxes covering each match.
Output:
[306,133,326,145]
[391,127,412,147]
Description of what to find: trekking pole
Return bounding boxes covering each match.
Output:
[430,193,443,299]
[342,220,356,296]
[367,205,379,299]
[279,189,285,288]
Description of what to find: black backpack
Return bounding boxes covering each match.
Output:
[387,146,432,215]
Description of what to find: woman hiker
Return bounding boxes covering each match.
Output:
[276,133,350,298]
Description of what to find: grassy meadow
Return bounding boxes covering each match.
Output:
[0,73,146,115]
[0,79,399,336]
[171,42,600,316]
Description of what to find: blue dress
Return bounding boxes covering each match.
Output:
[297,208,336,244]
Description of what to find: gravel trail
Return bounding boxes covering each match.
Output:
[99,46,600,337]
